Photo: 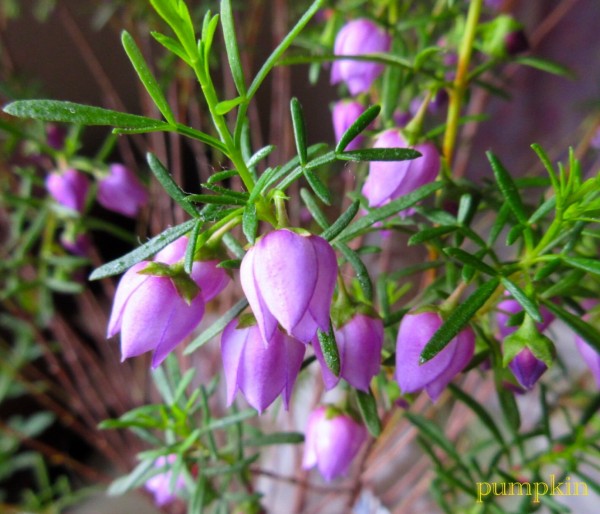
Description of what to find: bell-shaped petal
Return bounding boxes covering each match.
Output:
[46,169,89,212]
[314,313,383,392]
[145,455,185,507]
[332,100,366,151]
[331,19,391,95]
[97,163,148,217]
[302,407,368,481]
[575,335,600,387]
[508,348,547,390]
[221,319,305,413]
[240,230,337,344]
[395,311,474,401]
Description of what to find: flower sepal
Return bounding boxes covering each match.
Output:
[502,315,555,368]
[138,262,200,306]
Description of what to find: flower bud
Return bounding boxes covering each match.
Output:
[60,232,90,256]
[302,406,368,481]
[46,123,66,150]
[313,313,383,392]
[362,130,440,211]
[504,29,529,56]
[107,237,229,368]
[46,169,90,213]
[332,100,366,151]
[240,229,337,344]
[97,163,148,217]
[221,319,305,413]
[508,348,547,390]
[144,455,185,507]
[395,311,475,401]
[331,19,391,95]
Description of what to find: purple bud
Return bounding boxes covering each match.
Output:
[395,311,475,401]
[144,455,185,507]
[504,30,529,56]
[46,169,90,213]
[332,100,366,151]
[60,232,91,256]
[331,19,391,95]
[496,298,554,338]
[313,313,383,392]
[107,237,229,368]
[97,164,148,217]
[240,229,337,344]
[221,319,305,413]
[46,123,66,150]
[302,407,368,481]
[508,348,547,390]
[362,130,440,212]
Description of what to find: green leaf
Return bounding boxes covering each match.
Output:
[542,299,600,354]
[121,31,175,125]
[242,203,257,244]
[220,0,247,96]
[246,145,276,169]
[420,278,500,363]
[303,168,331,205]
[196,409,256,435]
[408,226,457,246]
[443,248,497,276]
[215,96,245,116]
[202,454,260,477]
[337,182,442,242]
[151,31,190,64]
[317,324,340,376]
[497,386,521,431]
[300,188,328,229]
[186,194,246,206]
[4,100,170,131]
[184,298,248,354]
[500,277,543,323]
[207,169,239,184]
[184,220,203,274]
[405,412,460,460]
[244,432,304,446]
[356,389,381,437]
[486,152,528,225]
[335,105,380,153]
[514,56,574,78]
[335,243,374,302]
[147,153,199,217]
[562,256,600,276]
[321,201,360,241]
[89,219,196,280]
[337,147,421,162]
[290,97,308,165]
[107,459,156,496]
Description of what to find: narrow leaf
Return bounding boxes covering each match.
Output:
[420,278,500,363]
[246,145,276,169]
[335,105,380,153]
[303,168,331,205]
[300,188,329,229]
[541,299,600,354]
[337,147,421,162]
[321,201,359,241]
[356,389,381,437]
[89,219,196,280]
[220,0,247,95]
[486,152,528,224]
[317,325,340,376]
[207,169,239,184]
[335,243,374,302]
[443,248,497,276]
[409,226,457,246]
[215,96,245,115]
[562,256,600,276]
[500,277,543,323]
[242,203,257,244]
[186,194,246,206]
[245,432,304,446]
[147,153,198,217]
[184,220,203,274]
[290,97,308,165]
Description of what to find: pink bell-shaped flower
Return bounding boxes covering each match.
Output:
[46,169,90,213]
[332,100,366,151]
[302,406,368,481]
[313,313,383,392]
[395,311,475,401]
[575,335,600,387]
[107,237,229,368]
[97,163,148,217]
[362,130,440,211]
[240,229,337,344]
[221,319,305,413]
[331,19,391,95]
[144,455,185,507]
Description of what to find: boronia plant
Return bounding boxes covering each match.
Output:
[2,0,600,512]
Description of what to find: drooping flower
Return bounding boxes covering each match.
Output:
[331,19,391,95]
[240,229,337,344]
[575,335,600,387]
[332,100,366,151]
[313,313,383,392]
[107,237,229,368]
[302,406,368,481]
[395,311,475,401]
[362,130,440,211]
[508,348,548,390]
[145,455,186,507]
[46,169,90,213]
[221,319,305,413]
[97,163,148,217]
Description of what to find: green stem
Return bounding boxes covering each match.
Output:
[442,0,483,167]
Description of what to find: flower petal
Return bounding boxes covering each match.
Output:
[107,261,149,338]
[221,319,249,406]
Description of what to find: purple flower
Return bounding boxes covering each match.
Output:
[332,100,366,151]
[240,229,337,344]
[60,232,91,256]
[496,298,554,338]
[575,335,600,387]
[395,311,475,401]
[313,313,383,392]
[508,348,547,390]
[46,123,66,150]
[145,455,185,507]
[221,319,305,413]
[302,406,368,481]
[504,30,529,56]
[97,163,148,217]
[46,169,90,213]
[362,130,440,211]
[107,237,229,368]
[331,19,391,95]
